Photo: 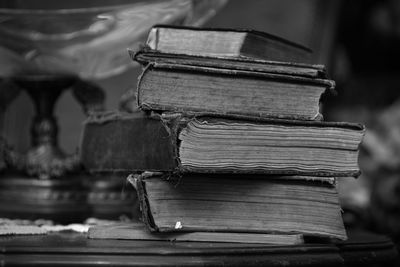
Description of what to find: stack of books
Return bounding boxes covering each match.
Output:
[84,26,365,244]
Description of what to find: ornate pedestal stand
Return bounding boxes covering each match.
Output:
[0,0,227,223]
[14,75,81,178]
[0,74,108,223]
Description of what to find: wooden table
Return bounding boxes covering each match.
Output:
[0,229,398,266]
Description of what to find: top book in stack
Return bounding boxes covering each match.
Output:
[144,25,313,63]
[131,25,333,121]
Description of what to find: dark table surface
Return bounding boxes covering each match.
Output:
[0,229,398,266]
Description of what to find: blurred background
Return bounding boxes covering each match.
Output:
[1,0,400,245]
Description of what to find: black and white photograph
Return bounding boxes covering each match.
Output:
[0,0,399,266]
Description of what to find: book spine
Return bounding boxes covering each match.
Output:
[128,174,158,232]
[79,111,179,173]
[147,111,184,174]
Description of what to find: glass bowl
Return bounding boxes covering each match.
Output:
[0,0,227,79]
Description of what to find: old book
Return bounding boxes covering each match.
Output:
[88,222,304,245]
[80,112,364,177]
[131,49,326,79]
[146,25,313,63]
[171,115,364,177]
[172,116,364,177]
[131,173,347,240]
[137,63,334,120]
[79,111,175,174]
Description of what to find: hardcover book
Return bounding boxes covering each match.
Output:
[131,48,326,79]
[172,115,364,177]
[132,173,347,240]
[146,25,313,63]
[80,112,365,177]
[79,111,175,174]
[137,63,334,120]
[88,222,304,245]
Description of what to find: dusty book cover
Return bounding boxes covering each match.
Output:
[130,173,347,240]
[80,111,364,177]
[88,221,305,245]
[145,25,313,63]
[79,111,176,174]
[130,48,327,79]
[136,62,335,121]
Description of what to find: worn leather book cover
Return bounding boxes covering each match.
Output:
[136,62,334,121]
[80,111,364,177]
[88,222,304,245]
[131,173,347,240]
[146,25,313,63]
[131,48,326,79]
[79,111,175,174]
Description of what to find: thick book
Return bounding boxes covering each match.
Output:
[131,173,347,240]
[88,222,304,245]
[172,115,364,177]
[137,63,334,120]
[80,112,365,177]
[79,111,175,174]
[146,25,313,63]
[131,48,326,79]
